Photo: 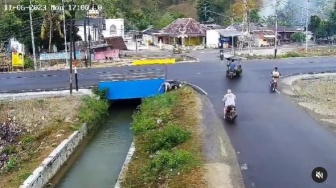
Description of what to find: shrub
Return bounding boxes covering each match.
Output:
[131,93,177,135]
[131,113,157,135]
[78,96,109,130]
[6,157,18,171]
[92,87,108,100]
[144,125,190,153]
[2,146,16,155]
[283,51,301,58]
[148,150,192,175]
[24,57,34,70]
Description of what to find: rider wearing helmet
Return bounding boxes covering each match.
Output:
[222,89,236,119]
[271,67,281,85]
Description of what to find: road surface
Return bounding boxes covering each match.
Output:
[1,52,336,188]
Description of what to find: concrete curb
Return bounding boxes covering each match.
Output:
[0,89,93,100]
[114,142,135,188]
[20,123,89,188]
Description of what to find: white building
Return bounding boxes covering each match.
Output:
[141,28,160,45]
[76,9,124,42]
[102,19,124,39]
[206,29,241,48]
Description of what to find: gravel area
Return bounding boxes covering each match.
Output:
[291,75,336,132]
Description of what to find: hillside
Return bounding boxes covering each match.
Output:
[167,1,198,19]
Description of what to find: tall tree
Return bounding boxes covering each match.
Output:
[196,0,215,23]
[232,0,259,22]
[0,11,22,42]
[308,15,321,37]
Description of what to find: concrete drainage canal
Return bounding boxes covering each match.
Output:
[49,99,140,188]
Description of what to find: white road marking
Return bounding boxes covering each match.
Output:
[275,89,281,94]
[218,136,227,157]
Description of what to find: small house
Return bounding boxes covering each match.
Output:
[141,28,160,45]
[154,18,206,46]
[251,30,276,47]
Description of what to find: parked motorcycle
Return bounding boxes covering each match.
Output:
[220,49,224,60]
[225,105,237,122]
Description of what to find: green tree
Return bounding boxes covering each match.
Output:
[249,9,260,23]
[308,15,321,34]
[196,0,215,23]
[315,20,330,38]
[13,0,44,53]
[154,12,184,29]
[0,11,22,42]
[290,32,305,42]
[328,1,336,36]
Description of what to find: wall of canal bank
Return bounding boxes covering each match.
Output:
[20,99,139,188]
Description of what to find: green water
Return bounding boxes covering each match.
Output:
[55,100,138,188]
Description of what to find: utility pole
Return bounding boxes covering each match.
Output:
[231,17,234,55]
[305,0,309,52]
[84,12,88,67]
[29,0,37,70]
[88,16,91,67]
[274,0,278,58]
[71,0,78,91]
[62,0,68,67]
[71,1,76,61]
[69,0,74,94]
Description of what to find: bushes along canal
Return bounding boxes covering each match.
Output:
[0,91,109,188]
[122,87,207,187]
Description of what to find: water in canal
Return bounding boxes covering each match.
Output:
[54,100,139,188]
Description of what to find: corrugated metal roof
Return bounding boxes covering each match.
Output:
[215,29,242,37]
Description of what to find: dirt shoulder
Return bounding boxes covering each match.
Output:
[120,87,244,188]
[281,74,336,132]
[0,94,108,188]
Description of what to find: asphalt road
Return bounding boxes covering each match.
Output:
[1,52,336,188]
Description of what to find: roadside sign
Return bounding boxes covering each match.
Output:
[12,52,24,67]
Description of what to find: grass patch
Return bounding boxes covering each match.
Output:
[122,87,206,187]
[0,93,109,188]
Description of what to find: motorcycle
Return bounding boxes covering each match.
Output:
[173,45,182,54]
[270,78,278,92]
[225,105,237,122]
[220,49,224,60]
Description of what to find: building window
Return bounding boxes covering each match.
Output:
[110,25,117,35]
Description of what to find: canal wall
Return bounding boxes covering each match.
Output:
[20,123,89,188]
[114,142,135,188]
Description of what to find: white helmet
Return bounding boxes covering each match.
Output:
[227,89,232,94]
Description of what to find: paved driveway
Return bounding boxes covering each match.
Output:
[1,54,336,188]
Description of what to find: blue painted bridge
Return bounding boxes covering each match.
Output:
[98,69,166,100]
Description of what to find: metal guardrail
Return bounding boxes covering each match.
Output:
[100,69,165,81]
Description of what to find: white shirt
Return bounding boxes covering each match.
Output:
[271,71,280,77]
[223,93,236,106]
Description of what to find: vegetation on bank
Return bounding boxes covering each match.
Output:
[0,92,109,188]
[122,87,206,187]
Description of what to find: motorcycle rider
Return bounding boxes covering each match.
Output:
[270,67,281,86]
[222,89,236,119]
[227,59,237,72]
